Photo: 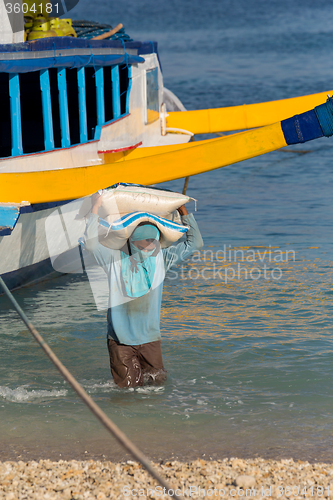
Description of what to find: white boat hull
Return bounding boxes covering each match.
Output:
[0,207,62,289]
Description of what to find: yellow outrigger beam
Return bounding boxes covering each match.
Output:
[167,90,333,134]
[2,92,332,205]
[0,122,287,204]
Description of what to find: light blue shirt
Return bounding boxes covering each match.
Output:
[84,213,203,345]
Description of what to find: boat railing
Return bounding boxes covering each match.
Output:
[0,63,130,159]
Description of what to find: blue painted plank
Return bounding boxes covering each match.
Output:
[40,69,55,151]
[77,67,88,143]
[126,66,132,115]
[0,205,20,230]
[57,68,71,148]
[95,67,105,125]
[111,65,121,119]
[8,73,23,156]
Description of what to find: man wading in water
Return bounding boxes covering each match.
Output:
[85,192,203,388]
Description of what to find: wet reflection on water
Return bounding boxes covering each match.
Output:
[1,242,333,462]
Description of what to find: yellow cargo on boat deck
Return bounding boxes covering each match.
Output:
[24,0,50,19]
[49,18,77,37]
[27,16,57,40]
[27,17,76,39]
[23,0,76,40]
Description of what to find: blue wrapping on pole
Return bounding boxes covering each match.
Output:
[314,97,333,137]
[281,110,324,145]
[281,96,333,145]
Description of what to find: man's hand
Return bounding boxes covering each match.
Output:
[177,204,188,216]
[91,192,102,215]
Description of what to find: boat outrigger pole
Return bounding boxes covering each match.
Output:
[166,89,333,134]
[1,96,333,204]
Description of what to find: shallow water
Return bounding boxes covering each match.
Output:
[1,0,333,462]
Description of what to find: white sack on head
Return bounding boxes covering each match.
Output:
[77,183,195,222]
[98,211,189,249]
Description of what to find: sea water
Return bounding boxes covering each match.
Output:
[1,0,333,462]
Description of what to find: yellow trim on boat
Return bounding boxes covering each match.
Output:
[166,90,333,134]
[0,122,287,204]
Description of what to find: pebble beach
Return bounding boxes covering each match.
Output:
[1,457,333,499]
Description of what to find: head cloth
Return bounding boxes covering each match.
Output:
[120,223,160,298]
[130,224,160,242]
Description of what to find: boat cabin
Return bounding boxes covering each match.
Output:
[0,38,165,163]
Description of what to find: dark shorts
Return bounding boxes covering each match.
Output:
[107,338,167,388]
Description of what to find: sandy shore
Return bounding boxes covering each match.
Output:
[1,457,333,499]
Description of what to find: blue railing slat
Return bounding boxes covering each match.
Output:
[40,69,55,151]
[8,74,23,156]
[95,67,105,125]
[126,66,132,115]
[57,68,71,148]
[111,65,121,119]
[5,64,130,159]
[77,68,88,143]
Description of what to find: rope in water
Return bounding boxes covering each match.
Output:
[72,20,133,41]
[0,275,184,500]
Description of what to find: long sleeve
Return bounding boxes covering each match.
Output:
[163,213,203,270]
[84,213,113,268]
[83,212,203,346]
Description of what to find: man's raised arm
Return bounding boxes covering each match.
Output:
[163,204,204,269]
[84,193,112,267]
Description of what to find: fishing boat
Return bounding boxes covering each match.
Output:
[1,3,333,290]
